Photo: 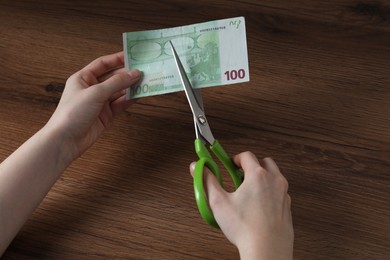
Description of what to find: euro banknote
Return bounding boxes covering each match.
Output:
[123,16,249,99]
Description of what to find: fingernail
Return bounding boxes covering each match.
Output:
[190,162,196,171]
[128,69,141,79]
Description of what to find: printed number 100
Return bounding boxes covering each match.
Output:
[224,69,246,81]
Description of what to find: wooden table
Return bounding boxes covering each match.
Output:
[1,0,389,259]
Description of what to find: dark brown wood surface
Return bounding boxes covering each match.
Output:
[1,0,389,259]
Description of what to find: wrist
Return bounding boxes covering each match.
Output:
[237,238,263,260]
[40,122,78,168]
[237,236,293,260]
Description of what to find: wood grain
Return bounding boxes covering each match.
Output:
[1,0,389,259]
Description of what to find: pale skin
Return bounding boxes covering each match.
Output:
[190,155,294,259]
[0,52,294,258]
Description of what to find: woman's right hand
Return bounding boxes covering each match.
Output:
[190,152,294,260]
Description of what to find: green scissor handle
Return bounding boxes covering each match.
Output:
[193,139,244,228]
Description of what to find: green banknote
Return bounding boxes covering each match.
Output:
[123,16,249,99]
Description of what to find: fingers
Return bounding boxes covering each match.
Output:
[64,52,141,114]
[69,52,132,88]
[110,91,135,116]
[260,157,283,177]
[189,162,226,208]
[94,70,141,101]
[98,67,128,83]
[233,151,261,173]
[189,162,196,177]
[203,166,226,208]
[234,152,283,177]
[81,52,125,80]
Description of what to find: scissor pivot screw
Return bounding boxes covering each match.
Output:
[198,115,207,125]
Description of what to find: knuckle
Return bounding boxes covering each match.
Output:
[241,150,256,159]
[253,166,267,176]
[287,194,292,206]
[66,72,78,84]
[277,175,289,192]
[248,166,267,183]
[80,71,98,86]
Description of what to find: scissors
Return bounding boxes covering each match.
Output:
[169,41,244,228]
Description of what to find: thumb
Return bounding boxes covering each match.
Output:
[189,162,226,209]
[189,162,197,177]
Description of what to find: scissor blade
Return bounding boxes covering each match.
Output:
[193,89,204,140]
[169,41,203,116]
[194,88,204,112]
[170,41,215,145]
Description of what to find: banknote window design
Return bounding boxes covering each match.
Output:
[127,30,221,84]
[188,40,220,83]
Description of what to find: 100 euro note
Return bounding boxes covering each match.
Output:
[123,16,249,99]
